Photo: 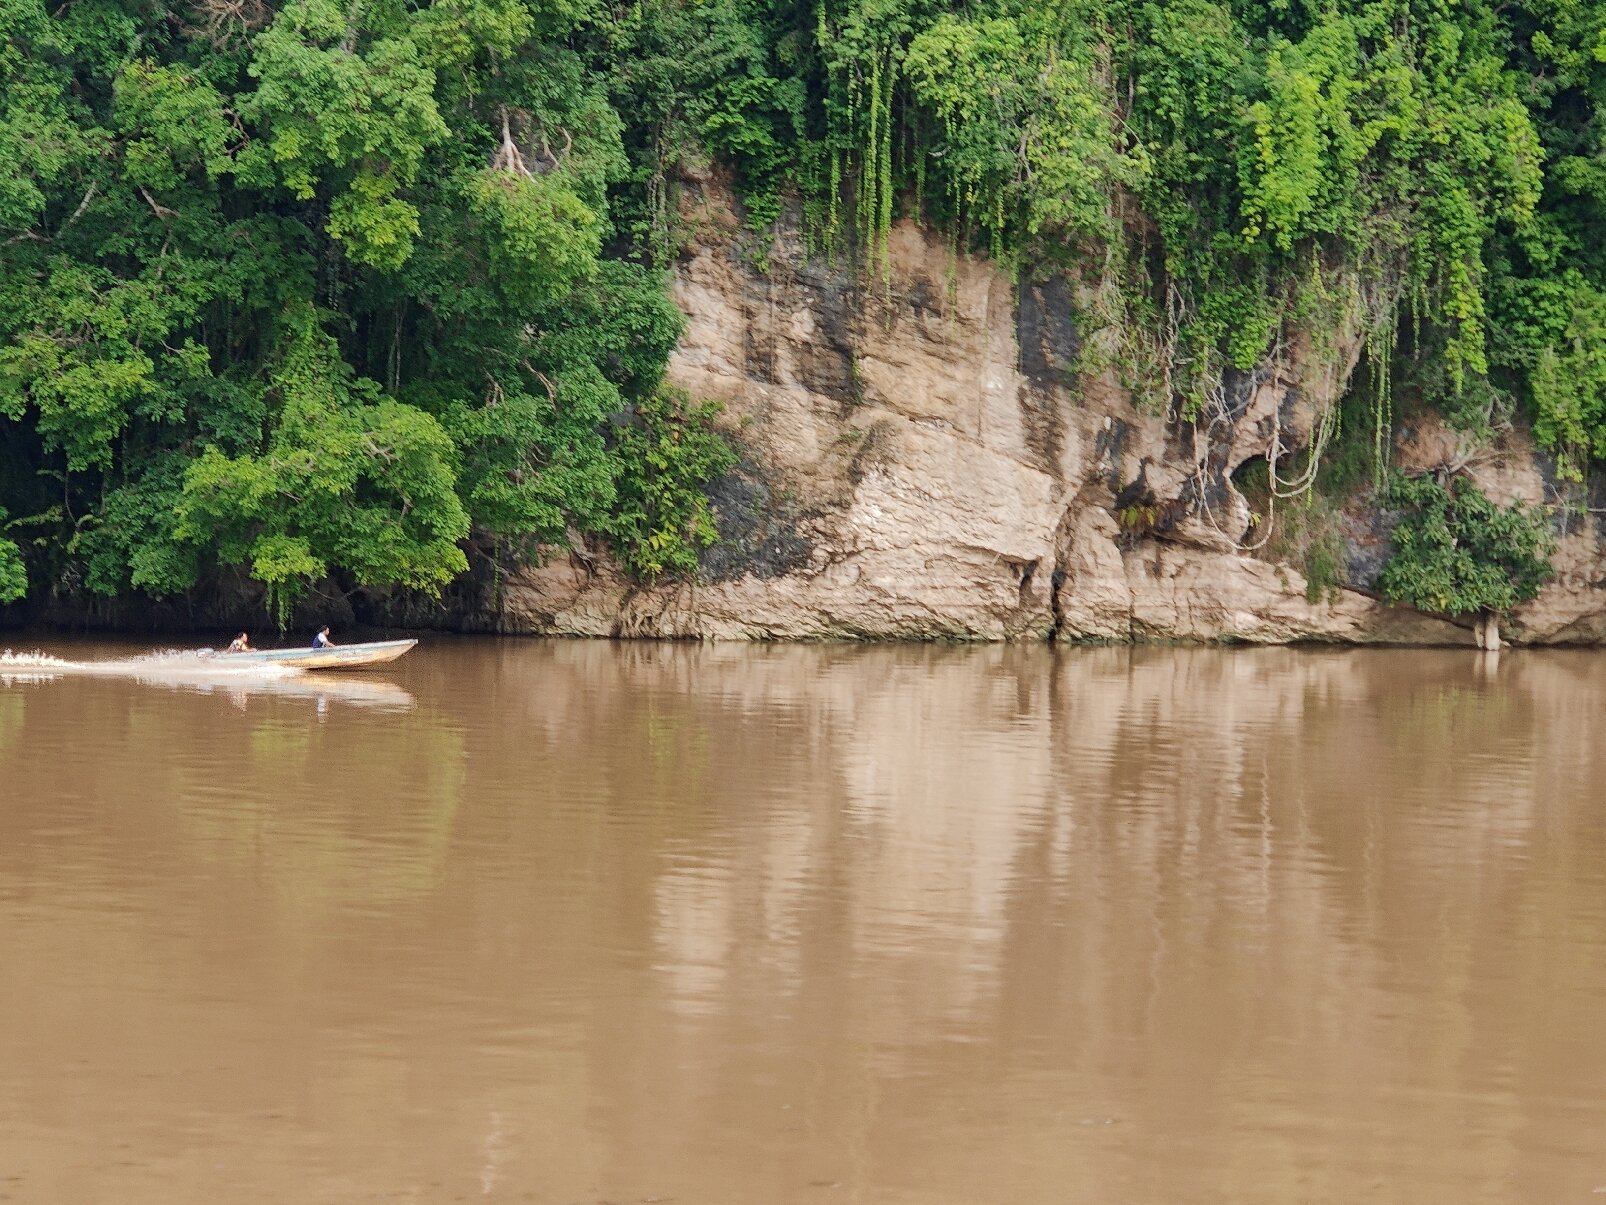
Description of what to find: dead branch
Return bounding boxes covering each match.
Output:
[60,181,99,234]
[182,0,271,50]
[139,187,178,221]
[566,526,600,570]
[224,110,251,153]
[536,126,572,170]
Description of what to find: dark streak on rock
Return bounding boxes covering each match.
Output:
[699,456,812,581]
[1017,277,1080,390]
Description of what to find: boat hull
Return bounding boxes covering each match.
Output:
[211,639,418,671]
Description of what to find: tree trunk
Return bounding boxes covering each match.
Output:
[1474,611,1501,651]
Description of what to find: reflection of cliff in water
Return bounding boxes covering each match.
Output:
[511,645,1585,1026]
[534,643,1604,1203]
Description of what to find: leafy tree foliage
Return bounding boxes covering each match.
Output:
[0,0,726,617]
[1379,474,1554,618]
[174,307,471,622]
[606,390,738,580]
[0,512,24,603]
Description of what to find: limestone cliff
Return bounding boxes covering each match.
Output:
[499,178,1606,644]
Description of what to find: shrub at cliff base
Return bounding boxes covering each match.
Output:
[1379,475,1554,619]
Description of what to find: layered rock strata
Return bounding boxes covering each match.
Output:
[500,180,1605,644]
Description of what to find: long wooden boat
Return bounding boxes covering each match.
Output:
[208,638,417,671]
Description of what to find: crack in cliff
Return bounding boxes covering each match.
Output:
[1048,563,1066,641]
[1047,484,1096,643]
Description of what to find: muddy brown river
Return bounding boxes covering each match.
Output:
[1,638,1603,1203]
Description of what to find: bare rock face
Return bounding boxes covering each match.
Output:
[500,180,1606,643]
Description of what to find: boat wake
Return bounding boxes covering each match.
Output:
[0,649,75,685]
[0,648,414,710]
[2,647,294,679]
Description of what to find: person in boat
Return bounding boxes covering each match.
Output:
[312,626,334,649]
[227,632,251,653]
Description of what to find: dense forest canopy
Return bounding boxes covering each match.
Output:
[0,0,1602,620]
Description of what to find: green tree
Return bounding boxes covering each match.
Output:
[606,390,738,580]
[175,308,471,621]
[0,0,733,620]
[1379,474,1554,619]
[0,522,25,604]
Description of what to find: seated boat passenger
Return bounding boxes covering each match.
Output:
[312,626,334,649]
[227,632,251,653]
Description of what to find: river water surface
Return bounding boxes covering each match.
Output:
[1,639,1603,1203]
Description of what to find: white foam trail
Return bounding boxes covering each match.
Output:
[103,649,301,681]
[0,650,75,669]
[0,646,413,709]
[0,646,301,683]
[0,650,72,683]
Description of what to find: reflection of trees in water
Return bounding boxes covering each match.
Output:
[0,690,21,757]
[0,677,467,913]
[202,698,468,909]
